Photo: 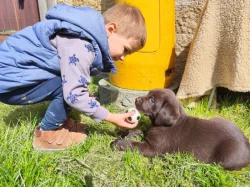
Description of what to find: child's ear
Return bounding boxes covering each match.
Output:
[105,22,117,37]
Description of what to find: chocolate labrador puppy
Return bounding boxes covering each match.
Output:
[112,89,250,170]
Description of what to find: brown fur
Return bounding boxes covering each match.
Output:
[112,89,250,170]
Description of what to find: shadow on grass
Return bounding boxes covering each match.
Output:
[2,103,48,127]
[1,96,151,138]
[2,102,120,137]
[2,102,82,127]
[217,87,250,102]
[217,87,250,111]
[84,123,118,137]
[84,175,94,187]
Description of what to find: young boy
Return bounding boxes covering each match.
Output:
[0,3,146,151]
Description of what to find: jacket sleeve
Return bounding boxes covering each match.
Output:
[56,34,109,123]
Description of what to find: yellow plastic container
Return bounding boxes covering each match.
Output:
[109,0,175,90]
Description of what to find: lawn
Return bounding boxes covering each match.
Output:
[0,79,250,186]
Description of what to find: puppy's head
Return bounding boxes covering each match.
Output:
[135,89,184,127]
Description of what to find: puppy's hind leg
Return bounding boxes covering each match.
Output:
[213,140,250,170]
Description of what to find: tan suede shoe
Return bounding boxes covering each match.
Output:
[33,118,87,152]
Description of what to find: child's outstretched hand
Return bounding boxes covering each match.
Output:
[105,112,138,129]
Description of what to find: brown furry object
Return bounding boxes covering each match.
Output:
[112,89,250,170]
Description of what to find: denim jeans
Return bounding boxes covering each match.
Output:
[0,76,71,130]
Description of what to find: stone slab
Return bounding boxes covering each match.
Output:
[98,78,149,109]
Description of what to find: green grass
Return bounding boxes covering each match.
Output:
[1,80,250,186]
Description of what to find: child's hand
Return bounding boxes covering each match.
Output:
[105,112,138,129]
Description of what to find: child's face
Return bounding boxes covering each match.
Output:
[106,23,140,61]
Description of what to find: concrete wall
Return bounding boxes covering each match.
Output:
[57,0,115,12]
[174,0,206,86]
[57,0,207,87]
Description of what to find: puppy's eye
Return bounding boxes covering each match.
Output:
[150,97,155,104]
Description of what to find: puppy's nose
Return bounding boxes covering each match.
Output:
[135,97,142,104]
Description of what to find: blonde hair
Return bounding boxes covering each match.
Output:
[103,3,147,48]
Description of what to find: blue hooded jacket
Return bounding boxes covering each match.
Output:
[0,4,116,93]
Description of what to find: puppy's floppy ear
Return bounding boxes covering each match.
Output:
[154,102,180,127]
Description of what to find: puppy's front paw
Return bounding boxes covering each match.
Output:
[110,139,133,151]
